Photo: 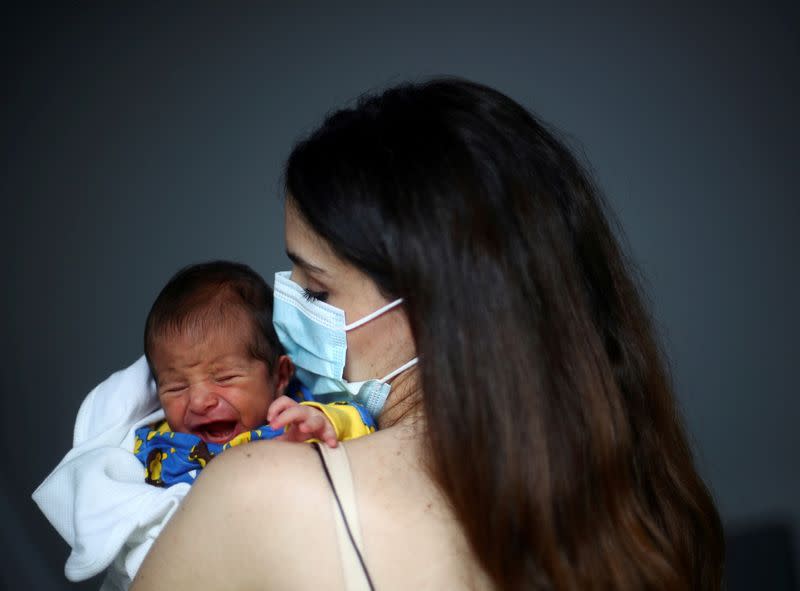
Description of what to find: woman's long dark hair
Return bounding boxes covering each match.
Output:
[285,78,724,590]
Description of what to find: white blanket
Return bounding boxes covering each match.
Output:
[32,356,191,590]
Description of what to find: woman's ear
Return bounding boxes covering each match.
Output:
[272,354,295,397]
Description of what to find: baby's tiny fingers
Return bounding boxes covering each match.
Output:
[299,414,325,433]
[322,422,338,447]
[267,396,297,423]
[270,405,310,430]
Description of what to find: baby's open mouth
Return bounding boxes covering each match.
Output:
[195,421,239,444]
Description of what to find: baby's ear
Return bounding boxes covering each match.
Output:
[273,354,295,397]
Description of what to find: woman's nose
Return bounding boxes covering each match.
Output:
[187,383,219,414]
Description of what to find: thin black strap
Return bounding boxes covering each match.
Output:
[312,442,376,591]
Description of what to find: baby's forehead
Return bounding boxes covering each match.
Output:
[152,307,259,357]
[163,299,257,340]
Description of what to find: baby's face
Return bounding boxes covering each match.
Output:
[150,319,275,444]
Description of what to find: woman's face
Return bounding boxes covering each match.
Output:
[283,200,416,382]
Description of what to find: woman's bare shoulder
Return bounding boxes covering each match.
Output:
[205,439,323,490]
[187,440,332,518]
[132,441,343,591]
[192,439,338,536]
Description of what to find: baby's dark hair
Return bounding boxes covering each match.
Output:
[144,261,283,379]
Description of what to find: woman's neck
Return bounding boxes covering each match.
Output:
[377,367,424,430]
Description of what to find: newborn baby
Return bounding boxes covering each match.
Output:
[134,260,375,486]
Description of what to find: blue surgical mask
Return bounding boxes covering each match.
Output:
[272,271,418,418]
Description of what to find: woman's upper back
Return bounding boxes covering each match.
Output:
[131,427,492,591]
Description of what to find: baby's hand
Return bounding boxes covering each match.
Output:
[267,396,338,448]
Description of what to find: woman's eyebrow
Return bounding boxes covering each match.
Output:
[286,250,327,275]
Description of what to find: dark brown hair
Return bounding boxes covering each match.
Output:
[144,261,283,379]
[285,78,724,589]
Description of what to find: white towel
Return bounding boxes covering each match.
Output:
[32,356,191,589]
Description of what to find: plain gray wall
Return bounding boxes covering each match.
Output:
[2,2,797,588]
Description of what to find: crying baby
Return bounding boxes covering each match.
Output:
[134,261,375,487]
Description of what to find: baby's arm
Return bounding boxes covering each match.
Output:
[267,396,376,447]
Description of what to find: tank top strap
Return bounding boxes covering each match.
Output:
[312,442,375,591]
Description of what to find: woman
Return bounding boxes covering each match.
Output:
[132,78,724,590]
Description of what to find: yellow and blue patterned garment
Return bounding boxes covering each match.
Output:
[134,381,376,487]
[134,419,283,487]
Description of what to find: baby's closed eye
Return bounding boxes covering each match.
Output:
[214,374,241,384]
[160,384,188,395]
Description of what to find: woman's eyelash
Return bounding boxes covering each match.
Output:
[303,287,328,302]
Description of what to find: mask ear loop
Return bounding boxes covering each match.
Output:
[380,357,418,382]
[344,299,404,331]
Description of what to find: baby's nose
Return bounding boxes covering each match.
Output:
[187,383,219,413]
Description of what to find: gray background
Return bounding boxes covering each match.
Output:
[2,2,798,589]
